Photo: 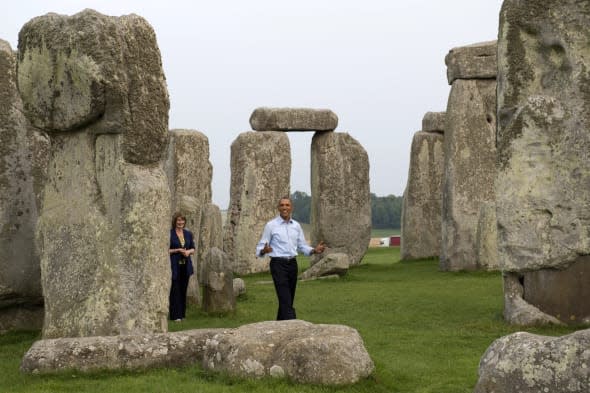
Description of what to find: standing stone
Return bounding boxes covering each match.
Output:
[164,129,213,305]
[497,0,590,324]
[198,203,223,284]
[17,10,171,338]
[440,41,497,271]
[311,132,371,266]
[401,123,444,260]
[250,107,338,131]
[0,39,49,333]
[202,248,235,314]
[474,202,499,270]
[223,131,290,274]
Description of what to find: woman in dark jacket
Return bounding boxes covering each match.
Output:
[169,212,195,322]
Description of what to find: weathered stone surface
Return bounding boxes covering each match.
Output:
[401,131,444,260]
[299,253,349,280]
[474,202,498,270]
[223,131,291,274]
[0,39,48,331]
[202,248,235,314]
[250,107,338,131]
[503,273,562,326]
[232,278,246,298]
[165,129,213,305]
[497,0,590,324]
[440,78,496,271]
[17,9,169,165]
[198,203,223,285]
[20,329,224,374]
[474,329,590,393]
[310,132,371,266]
[522,258,590,324]
[38,136,171,338]
[18,10,172,338]
[421,111,446,133]
[202,320,374,385]
[445,40,497,84]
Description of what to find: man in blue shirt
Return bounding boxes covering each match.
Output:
[256,197,326,320]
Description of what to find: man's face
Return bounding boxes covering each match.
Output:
[278,199,293,220]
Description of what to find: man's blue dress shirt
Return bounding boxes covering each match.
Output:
[256,216,313,258]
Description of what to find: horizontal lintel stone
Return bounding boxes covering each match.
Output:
[249,107,338,131]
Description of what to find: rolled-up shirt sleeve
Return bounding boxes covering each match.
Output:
[255,222,272,258]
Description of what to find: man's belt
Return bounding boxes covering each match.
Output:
[270,256,297,263]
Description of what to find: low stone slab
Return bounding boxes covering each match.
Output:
[202,320,374,385]
[249,107,338,131]
[299,253,349,280]
[421,111,446,133]
[502,273,563,326]
[474,329,590,393]
[445,40,497,84]
[20,329,223,374]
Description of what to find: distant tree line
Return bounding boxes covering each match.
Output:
[290,191,403,229]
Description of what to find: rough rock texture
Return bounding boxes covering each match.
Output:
[299,253,349,280]
[198,203,223,284]
[202,320,374,385]
[20,329,224,374]
[440,78,497,271]
[17,10,171,338]
[474,202,499,270]
[0,39,48,332]
[310,132,371,266]
[474,329,590,393]
[165,129,213,305]
[502,273,563,326]
[421,111,446,132]
[445,41,497,84]
[497,0,590,325]
[401,130,444,260]
[250,107,338,131]
[17,9,169,165]
[202,248,235,314]
[232,278,246,298]
[223,131,291,274]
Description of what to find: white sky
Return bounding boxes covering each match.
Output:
[1,1,503,209]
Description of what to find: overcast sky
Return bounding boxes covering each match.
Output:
[1,1,503,209]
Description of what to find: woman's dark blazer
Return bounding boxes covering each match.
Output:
[169,228,195,280]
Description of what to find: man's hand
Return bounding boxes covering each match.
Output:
[314,241,326,254]
[261,242,273,256]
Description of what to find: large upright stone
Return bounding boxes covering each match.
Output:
[17,10,171,338]
[445,41,497,84]
[0,39,49,333]
[497,0,590,324]
[250,107,338,131]
[311,132,371,266]
[202,248,235,314]
[198,203,223,284]
[223,131,291,274]
[17,9,169,165]
[165,129,213,305]
[401,125,444,260]
[440,42,497,271]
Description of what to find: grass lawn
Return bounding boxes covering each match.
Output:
[0,248,580,393]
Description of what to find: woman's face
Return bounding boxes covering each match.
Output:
[175,217,186,229]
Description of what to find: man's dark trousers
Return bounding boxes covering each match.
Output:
[270,257,298,320]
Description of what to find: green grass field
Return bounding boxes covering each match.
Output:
[0,248,580,393]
